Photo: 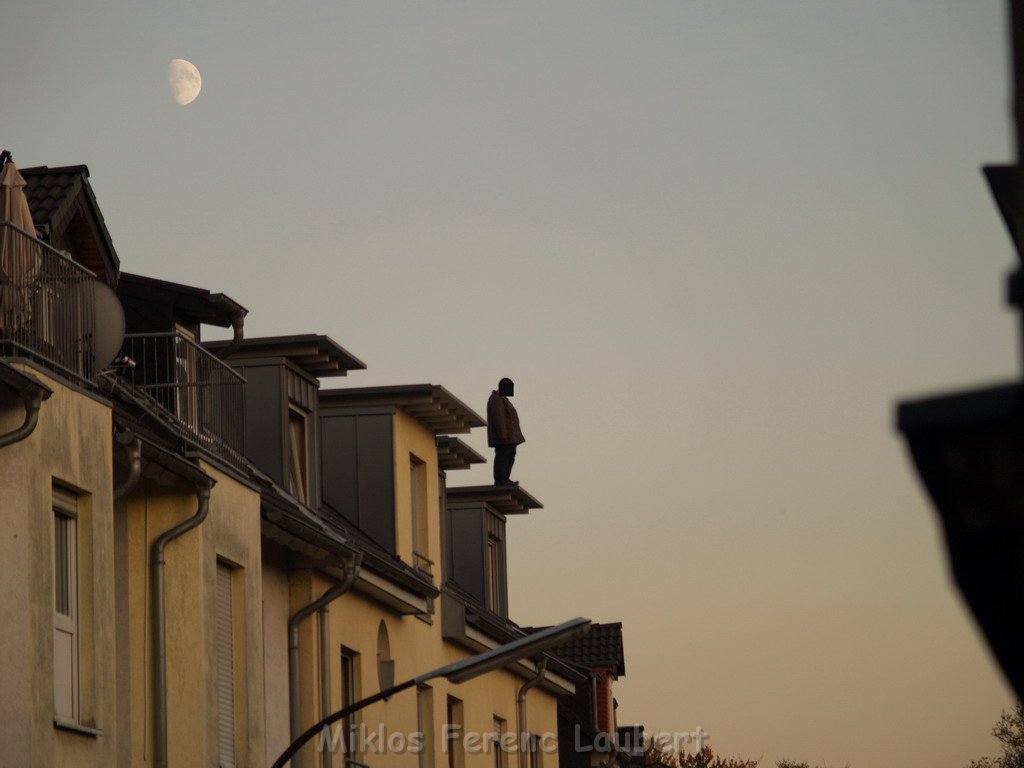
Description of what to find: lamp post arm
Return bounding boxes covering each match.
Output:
[271,678,418,768]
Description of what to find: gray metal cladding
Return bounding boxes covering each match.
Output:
[320,411,396,552]
[238,364,285,486]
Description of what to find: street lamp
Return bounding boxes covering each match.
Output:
[271,616,591,768]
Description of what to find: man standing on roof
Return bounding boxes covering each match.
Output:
[487,378,525,485]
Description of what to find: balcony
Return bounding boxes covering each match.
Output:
[118,331,245,462]
[0,222,98,382]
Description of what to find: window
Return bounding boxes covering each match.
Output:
[487,539,500,611]
[287,406,308,503]
[53,487,79,722]
[173,323,199,429]
[417,685,435,768]
[446,696,464,768]
[484,513,507,616]
[410,455,432,575]
[341,648,360,756]
[215,562,237,768]
[528,733,542,768]
[492,717,507,768]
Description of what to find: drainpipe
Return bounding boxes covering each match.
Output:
[0,389,43,448]
[218,306,246,359]
[288,552,363,768]
[113,433,142,500]
[153,478,213,768]
[516,657,548,768]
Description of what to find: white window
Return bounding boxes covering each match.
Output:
[341,648,360,756]
[216,562,237,768]
[53,486,79,722]
[418,685,435,768]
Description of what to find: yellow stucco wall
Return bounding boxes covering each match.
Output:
[392,408,443,576]
[0,364,117,768]
[282,408,562,768]
[262,546,294,766]
[119,458,264,767]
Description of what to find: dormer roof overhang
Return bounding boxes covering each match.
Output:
[436,436,486,470]
[446,483,543,515]
[118,272,248,329]
[20,164,119,284]
[319,384,484,435]
[206,334,365,379]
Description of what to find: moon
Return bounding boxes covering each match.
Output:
[168,59,202,105]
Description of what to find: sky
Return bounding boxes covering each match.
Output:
[2,1,1019,766]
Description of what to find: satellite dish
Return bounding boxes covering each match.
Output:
[92,280,125,371]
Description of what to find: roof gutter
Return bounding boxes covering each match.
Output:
[287,552,363,768]
[152,476,214,768]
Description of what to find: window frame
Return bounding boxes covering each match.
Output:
[410,454,432,576]
[52,487,79,724]
[492,716,508,768]
[417,684,435,768]
[340,647,361,758]
[287,405,309,503]
[215,561,239,768]
[446,695,465,768]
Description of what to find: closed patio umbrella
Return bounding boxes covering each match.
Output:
[0,158,42,334]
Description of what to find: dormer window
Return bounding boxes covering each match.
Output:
[444,485,540,618]
[319,384,484,562]
[484,514,506,615]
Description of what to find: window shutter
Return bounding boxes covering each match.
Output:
[215,564,236,768]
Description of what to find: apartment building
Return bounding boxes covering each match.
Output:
[1,158,614,768]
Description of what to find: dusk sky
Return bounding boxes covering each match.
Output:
[2,2,1019,766]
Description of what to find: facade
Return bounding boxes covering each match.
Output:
[0,159,626,768]
[541,623,636,768]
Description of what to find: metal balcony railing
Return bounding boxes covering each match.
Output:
[118,332,245,461]
[0,222,97,382]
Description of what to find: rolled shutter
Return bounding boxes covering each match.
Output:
[216,563,236,768]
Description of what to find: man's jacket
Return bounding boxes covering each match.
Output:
[487,391,525,447]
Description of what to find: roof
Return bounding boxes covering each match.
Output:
[19,164,119,283]
[0,361,54,400]
[206,334,366,378]
[436,436,486,470]
[445,483,543,515]
[543,621,625,676]
[118,272,247,329]
[320,384,485,435]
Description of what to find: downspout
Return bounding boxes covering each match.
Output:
[287,552,363,768]
[516,657,548,768]
[218,305,246,359]
[153,478,213,768]
[0,389,43,448]
[113,433,142,500]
